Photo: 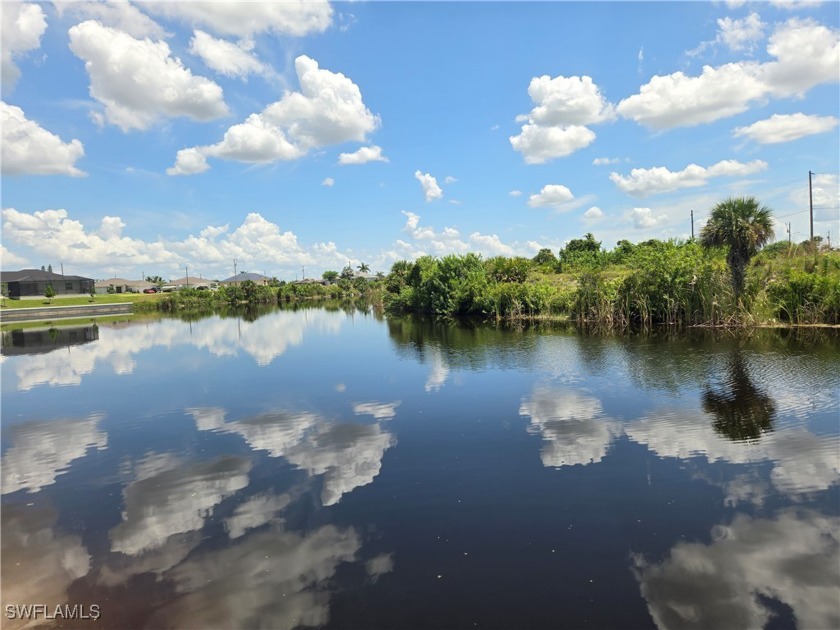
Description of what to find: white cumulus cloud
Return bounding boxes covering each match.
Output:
[593,157,620,165]
[167,147,210,176]
[1,0,47,88]
[510,123,596,164]
[522,74,615,126]
[1,102,86,176]
[619,18,839,129]
[469,232,514,256]
[338,145,389,165]
[53,0,165,38]
[718,13,767,52]
[583,206,604,221]
[629,207,668,229]
[68,20,229,131]
[414,170,443,202]
[528,184,575,208]
[169,55,379,173]
[0,208,354,279]
[510,73,612,163]
[733,112,839,143]
[141,1,333,38]
[322,177,334,187]
[189,30,268,78]
[610,159,768,197]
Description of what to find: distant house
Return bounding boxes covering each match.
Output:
[94,278,153,294]
[169,276,215,289]
[218,272,273,286]
[1,269,95,298]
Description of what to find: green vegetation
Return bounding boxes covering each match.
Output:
[1,313,154,332]
[1,293,157,309]
[382,235,840,328]
[131,277,385,315]
[700,196,774,301]
[44,283,55,303]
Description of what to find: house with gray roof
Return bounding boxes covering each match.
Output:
[218,272,273,285]
[1,269,95,298]
[94,277,153,294]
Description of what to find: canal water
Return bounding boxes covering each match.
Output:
[2,307,838,629]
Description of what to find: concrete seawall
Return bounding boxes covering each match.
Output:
[0,303,134,323]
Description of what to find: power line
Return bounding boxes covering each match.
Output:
[775,209,808,219]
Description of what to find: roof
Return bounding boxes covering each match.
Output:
[1,269,93,282]
[169,276,211,286]
[95,278,151,288]
[218,272,272,284]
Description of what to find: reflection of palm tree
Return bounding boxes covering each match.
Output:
[702,352,776,442]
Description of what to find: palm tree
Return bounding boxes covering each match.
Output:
[700,196,774,300]
[357,262,370,274]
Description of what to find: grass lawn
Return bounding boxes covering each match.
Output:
[0,313,159,331]
[0,293,161,309]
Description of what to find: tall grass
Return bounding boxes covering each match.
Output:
[382,239,840,328]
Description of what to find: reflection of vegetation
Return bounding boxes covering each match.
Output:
[702,352,776,443]
[387,315,540,371]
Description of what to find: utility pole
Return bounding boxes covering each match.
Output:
[185,265,190,288]
[60,263,64,276]
[233,258,237,286]
[787,222,791,246]
[690,210,694,240]
[302,266,305,281]
[809,170,814,241]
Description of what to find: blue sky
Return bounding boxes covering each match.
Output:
[2,1,838,281]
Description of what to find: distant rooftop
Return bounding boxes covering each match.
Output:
[218,272,272,284]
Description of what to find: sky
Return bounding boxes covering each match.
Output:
[1,0,838,282]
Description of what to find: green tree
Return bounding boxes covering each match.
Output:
[322,270,339,284]
[357,262,371,274]
[146,275,164,285]
[532,248,557,267]
[565,232,601,254]
[44,283,56,303]
[700,196,774,300]
[340,265,355,281]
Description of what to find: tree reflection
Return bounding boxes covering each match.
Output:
[702,352,776,442]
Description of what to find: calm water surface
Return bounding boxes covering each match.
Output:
[2,307,839,629]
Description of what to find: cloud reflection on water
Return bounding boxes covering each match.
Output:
[1,504,91,628]
[109,453,252,556]
[1,413,108,494]
[633,509,840,630]
[626,411,840,497]
[519,387,621,467]
[188,404,397,507]
[147,523,361,630]
[4,309,345,391]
